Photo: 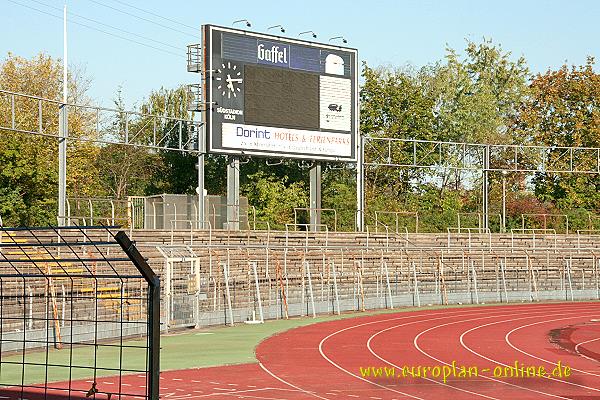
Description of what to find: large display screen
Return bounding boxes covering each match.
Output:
[202,24,358,161]
[244,65,319,130]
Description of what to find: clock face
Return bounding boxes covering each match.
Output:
[215,61,243,99]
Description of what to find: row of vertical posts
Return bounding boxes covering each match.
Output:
[160,247,600,328]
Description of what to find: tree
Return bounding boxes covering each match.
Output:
[0,53,98,225]
[360,62,437,215]
[519,58,600,210]
[242,171,308,229]
[359,39,530,227]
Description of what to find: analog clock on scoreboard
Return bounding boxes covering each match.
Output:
[202,24,358,162]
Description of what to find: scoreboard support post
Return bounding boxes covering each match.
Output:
[310,164,322,231]
[197,152,205,228]
[227,156,240,230]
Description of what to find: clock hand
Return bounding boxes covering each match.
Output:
[227,78,243,82]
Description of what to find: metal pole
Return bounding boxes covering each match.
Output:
[356,135,365,232]
[226,157,240,230]
[331,260,340,315]
[197,153,205,229]
[251,262,264,322]
[483,145,490,231]
[567,257,574,301]
[310,163,322,232]
[197,26,207,230]
[502,171,507,233]
[412,261,421,307]
[114,232,160,400]
[305,261,316,318]
[471,260,480,304]
[223,261,234,326]
[501,258,508,302]
[383,261,393,309]
[165,260,171,333]
[58,5,68,226]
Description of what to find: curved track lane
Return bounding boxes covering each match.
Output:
[257,302,600,399]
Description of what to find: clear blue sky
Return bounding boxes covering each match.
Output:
[2,0,599,108]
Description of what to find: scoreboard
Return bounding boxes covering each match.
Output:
[202,24,358,162]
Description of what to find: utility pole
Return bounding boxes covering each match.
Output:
[502,170,507,233]
[58,4,68,226]
[356,135,365,232]
[482,145,490,231]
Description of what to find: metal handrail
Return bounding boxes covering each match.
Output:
[521,213,569,234]
[170,219,194,245]
[373,222,390,249]
[447,227,491,234]
[457,212,482,230]
[511,228,557,251]
[293,207,337,231]
[374,211,419,233]
[446,227,492,249]
[576,230,600,251]
[147,201,177,230]
[208,203,250,230]
[511,228,557,234]
[284,223,329,250]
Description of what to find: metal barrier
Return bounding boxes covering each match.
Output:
[374,211,419,233]
[446,227,492,249]
[457,212,482,230]
[0,226,160,400]
[154,237,600,329]
[521,213,569,234]
[293,207,337,231]
[66,197,130,227]
[510,228,557,251]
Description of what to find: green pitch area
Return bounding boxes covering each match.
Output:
[1,305,488,385]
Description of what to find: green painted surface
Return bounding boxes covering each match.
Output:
[0,303,516,385]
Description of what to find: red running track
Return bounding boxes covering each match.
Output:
[3,302,600,400]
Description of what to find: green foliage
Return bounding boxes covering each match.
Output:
[322,166,356,231]
[2,44,600,231]
[0,53,98,225]
[521,58,600,211]
[242,171,308,229]
[360,39,530,229]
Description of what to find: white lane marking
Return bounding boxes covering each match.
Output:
[320,304,592,400]
[259,362,330,400]
[504,314,600,379]
[574,336,600,362]
[416,308,593,399]
[367,310,530,399]
[457,309,600,398]
[317,305,560,400]
[166,387,304,399]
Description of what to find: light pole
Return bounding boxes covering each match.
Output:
[502,170,508,233]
